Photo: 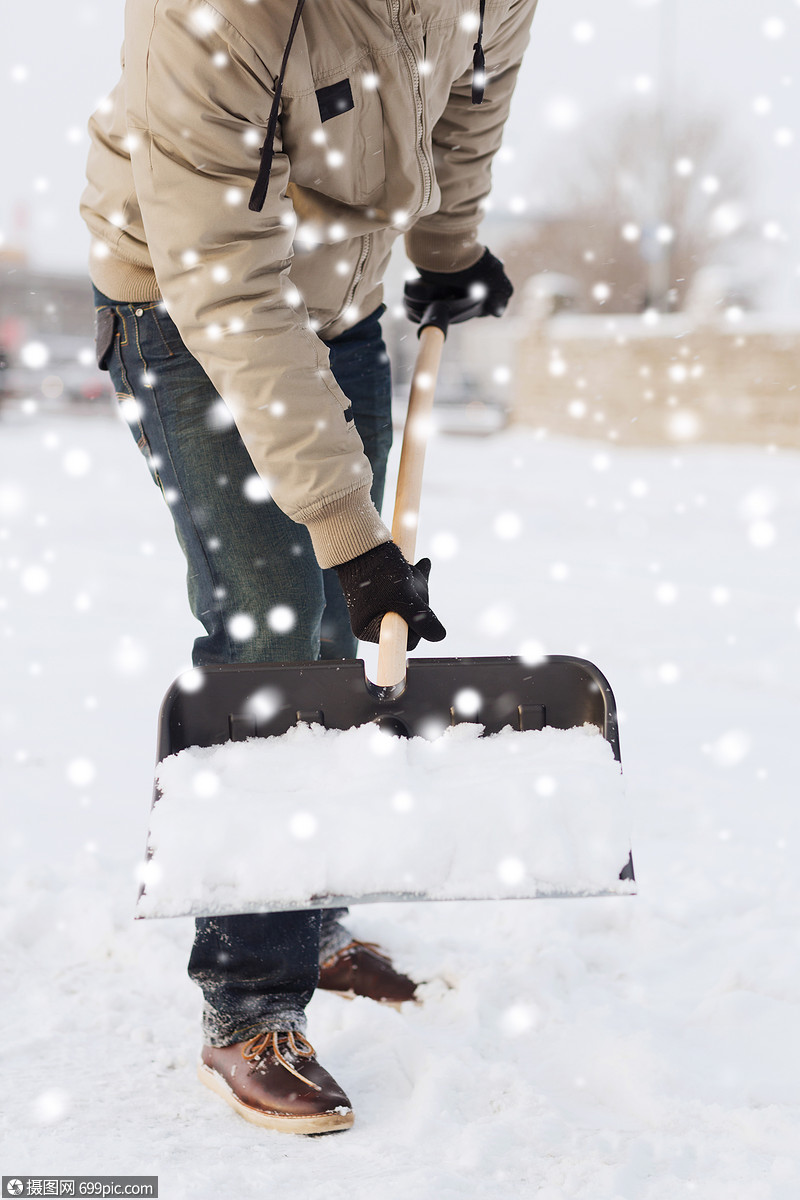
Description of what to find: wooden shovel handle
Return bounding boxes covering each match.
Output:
[375,322,446,687]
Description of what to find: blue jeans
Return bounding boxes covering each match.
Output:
[94,287,392,1042]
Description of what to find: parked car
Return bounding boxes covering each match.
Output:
[0,334,114,408]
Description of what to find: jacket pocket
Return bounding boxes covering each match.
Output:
[285,75,385,204]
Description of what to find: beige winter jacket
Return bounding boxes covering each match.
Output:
[81,0,538,566]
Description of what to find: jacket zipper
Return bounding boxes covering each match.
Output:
[390,0,432,214]
[341,233,372,317]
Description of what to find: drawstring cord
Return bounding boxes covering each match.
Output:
[249,0,488,211]
[242,1030,322,1092]
[249,0,307,212]
[472,0,487,105]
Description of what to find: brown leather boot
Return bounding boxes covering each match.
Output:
[198,1030,354,1134]
[318,940,419,1006]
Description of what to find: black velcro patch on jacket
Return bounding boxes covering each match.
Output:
[316,78,354,123]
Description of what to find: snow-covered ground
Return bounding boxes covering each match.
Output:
[1,404,799,1198]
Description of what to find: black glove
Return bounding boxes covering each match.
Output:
[403,247,513,326]
[334,541,446,650]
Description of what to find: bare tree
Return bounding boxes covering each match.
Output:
[503,105,753,313]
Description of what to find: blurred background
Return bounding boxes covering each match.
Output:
[1,0,799,441]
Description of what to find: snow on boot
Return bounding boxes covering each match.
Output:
[198,1030,353,1134]
[318,940,419,1006]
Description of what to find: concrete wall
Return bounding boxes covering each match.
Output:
[511,312,800,448]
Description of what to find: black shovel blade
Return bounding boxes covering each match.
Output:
[157,654,621,761]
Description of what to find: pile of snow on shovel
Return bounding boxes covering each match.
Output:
[138,721,634,916]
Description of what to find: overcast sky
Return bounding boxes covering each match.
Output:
[2,0,798,308]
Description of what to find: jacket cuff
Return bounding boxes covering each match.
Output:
[404,227,485,273]
[299,482,392,569]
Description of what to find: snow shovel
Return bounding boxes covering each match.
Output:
[137,306,635,918]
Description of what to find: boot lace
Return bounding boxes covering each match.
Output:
[322,939,392,968]
[241,1030,321,1092]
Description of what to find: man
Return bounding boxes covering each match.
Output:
[82,0,537,1134]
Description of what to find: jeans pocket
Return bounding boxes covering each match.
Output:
[94,307,116,371]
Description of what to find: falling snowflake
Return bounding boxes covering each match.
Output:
[112,635,147,674]
[667,410,701,441]
[67,758,96,787]
[21,565,50,594]
[431,531,459,559]
[571,21,594,43]
[193,770,219,798]
[392,791,414,813]
[33,1089,70,1124]
[493,512,522,540]
[290,812,318,839]
[705,729,751,767]
[62,449,91,477]
[544,96,581,131]
[243,475,271,503]
[500,1003,538,1035]
[267,605,296,634]
[20,341,49,369]
[177,668,206,693]
[245,687,282,720]
[228,613,256,641]
[452,688,481,717]
[478,604,514,636]
[739,487,777,521]
[205,400,234,432]
[748,521,776,548]
[518,640,545,665]
[762,17,785,38]
[497,857,526,886]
